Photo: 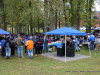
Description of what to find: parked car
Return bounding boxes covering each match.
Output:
[80,27,86,30]
[93,29,100,36]
[91,27,95,30]
[94,27,100,30]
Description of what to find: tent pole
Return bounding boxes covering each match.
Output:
[65,35,66,62]
[89,43,91,57]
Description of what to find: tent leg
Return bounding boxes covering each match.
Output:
[65,35,66,62]
[89,45,91,57]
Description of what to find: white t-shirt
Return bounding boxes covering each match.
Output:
[88,35,90,39]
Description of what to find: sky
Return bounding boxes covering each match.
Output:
[95,2,100,11]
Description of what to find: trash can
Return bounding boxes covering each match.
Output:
[57,45,64,56]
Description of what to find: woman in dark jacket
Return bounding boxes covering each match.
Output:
[10,36,15,57]
[4,37,11,59]
[35,36,43,56]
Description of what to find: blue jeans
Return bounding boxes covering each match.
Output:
[17,46,23,57]
[90,41,94,51]
[28,49,33,58]
[6,47,11,57]
[80,40,83,44]
[2,47,5,57]
[75,43,79,51]
[44,44,49,53]
[33,47,36,54]
[15,47,18,54]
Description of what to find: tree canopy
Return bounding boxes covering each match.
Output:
[0,0,99,33]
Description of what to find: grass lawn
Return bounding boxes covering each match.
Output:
[0,47,100,75]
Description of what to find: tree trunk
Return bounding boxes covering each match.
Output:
[63,0,68,27]
[50,17,54,31]
[59,7,60,28]
[29,1,33,35]
[34,27,35,34]
[59,20,60,29]
[30,27,33,35]
[38,17,39,32]
[19,24,22,33]
[86,0,89,33]
[25,27,26,34]
[1,0,7,31]
[1,15,7,31]
[70,0,74,27]
[28,25,29,34]
[12,27,13,34]
[49,0,54,31]
[44,0,48,33]
[86,0,93,33]
[76,0,80,30]
[17,26,18,34]
[55,10,57,29]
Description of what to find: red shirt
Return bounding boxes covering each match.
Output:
[48,38,51,43]
[21,37,24,40]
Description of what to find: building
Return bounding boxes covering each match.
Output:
[94,11,100,19]
[94,11,100,27]
[80,11,100,28]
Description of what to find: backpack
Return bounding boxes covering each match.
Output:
[1,39,5,47]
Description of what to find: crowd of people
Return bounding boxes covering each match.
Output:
[0,31,100,59]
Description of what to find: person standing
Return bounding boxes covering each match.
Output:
[48,36,51,43]
[84,35,87,42]
[95,36,100,55]
[32,36,37,56]
[10,36,15,57]
[35,36,43,56]
[44,36,49,53]
[75,36,80,52]
[66,35,70,47]
[89,32,95,51]
[24,36,28,54]
[40,36,44,54]
[50,36,53,42]
[1,37,6,57]
[80,36,83,45]
[26,37,34,59]
[4,37,11,59]
[15,34,24,58]
[98,31,100,38]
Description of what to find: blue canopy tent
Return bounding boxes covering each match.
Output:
[45,27,87,35]
[0,29,10,34]
[45,27,87,62]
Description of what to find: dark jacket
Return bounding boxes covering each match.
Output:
[4,40,11,48]
[35,38,43,47]
[10,39,15,47]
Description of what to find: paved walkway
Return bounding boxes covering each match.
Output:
[42,52,90,62]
